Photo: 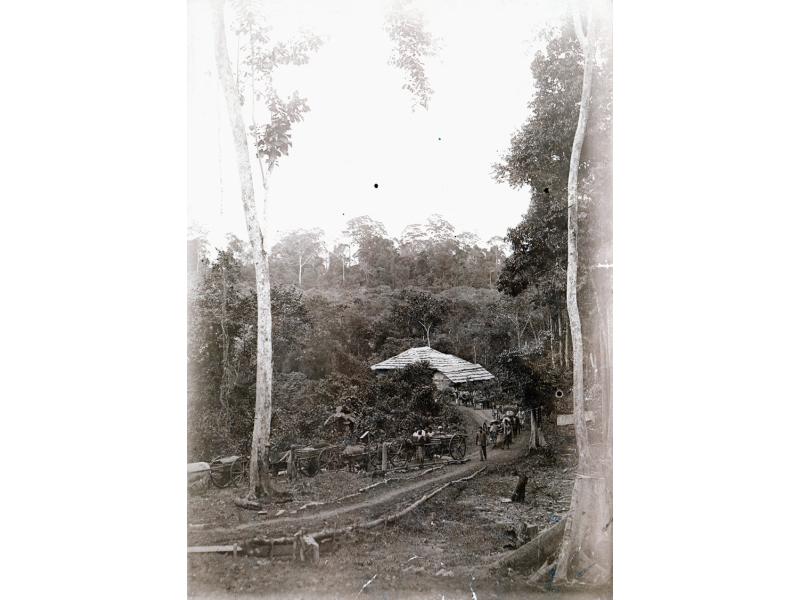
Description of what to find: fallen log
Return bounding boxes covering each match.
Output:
[242,467,487,552]
[406,465,444,480]
[359,478,399,493]
[235,491,294,511]
[491,518,566,574]
[328,477,401,505]
[321,465,446,507]
[296,500,325,511]
[188,544,242,555]
[234,497,263,511]
[310,467,486,542]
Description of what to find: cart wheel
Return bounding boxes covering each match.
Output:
[318,447,336,471]
[388,440,408,468]
[449,434,467,460]
[230,457,247,487]
[209,458,229,488]
[368,448,382,471]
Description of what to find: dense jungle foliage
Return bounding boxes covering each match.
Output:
[187,214,569,460]
[188,22,610,462]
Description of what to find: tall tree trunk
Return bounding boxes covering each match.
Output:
[551,4,610,584]
[212,0,274,499]
[605,306,612,461]
[589,269,612,452]
[423,323,432,347]
[564,318,571,370]
[218,262,231,424]
[556,311,563,369]
[528,410,537,452]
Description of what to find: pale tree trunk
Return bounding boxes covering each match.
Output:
[298,253,303,288]
[422,323,432,347]
[556,311,563,369]
[218,263,228,408]
[589,270,612,451]
[605,306,612,462]
[218,262,232,426]
[212,0,274,499]
[551,4,611,584]
[528,411,537,452]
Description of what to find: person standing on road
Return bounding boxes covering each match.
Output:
[503,417,513,449]
[489,422,498,447]
[476,427,488,461]
[412,428,429,468]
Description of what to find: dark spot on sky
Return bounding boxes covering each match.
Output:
[374,183,379,189]
[438,137,442,141]
[544,187,549,194]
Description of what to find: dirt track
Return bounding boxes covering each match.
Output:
[190,407,527,546]
[188,408,588,599]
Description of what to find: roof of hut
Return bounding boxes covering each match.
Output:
[370,346,495,384]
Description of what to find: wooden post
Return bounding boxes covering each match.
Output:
[381,442,389,471]
[302,535,320,564]
[287,448,297,481]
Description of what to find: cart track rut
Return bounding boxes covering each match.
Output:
[190,407,526,545]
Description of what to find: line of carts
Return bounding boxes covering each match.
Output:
[207,432,467,488]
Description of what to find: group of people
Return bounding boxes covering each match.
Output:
[411,425,448,467]
[475,415,519,460]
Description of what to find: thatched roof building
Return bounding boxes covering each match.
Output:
[370,346,495,390]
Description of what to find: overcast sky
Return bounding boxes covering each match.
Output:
[188,0,569,251]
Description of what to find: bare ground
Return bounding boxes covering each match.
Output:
[188,408,598,599]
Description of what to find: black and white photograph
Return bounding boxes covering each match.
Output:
[188,0,612,597]
[10,1,800,599]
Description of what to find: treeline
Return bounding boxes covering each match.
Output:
[189,213,509,292]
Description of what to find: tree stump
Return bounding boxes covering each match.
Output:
[301,535,320,564]
[492,518,566,574]
[511,474,528,503]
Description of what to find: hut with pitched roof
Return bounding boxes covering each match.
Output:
[370,346,496,404]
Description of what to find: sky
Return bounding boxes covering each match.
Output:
[188,0,569,251]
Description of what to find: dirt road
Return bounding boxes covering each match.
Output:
[191,407,528,546]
